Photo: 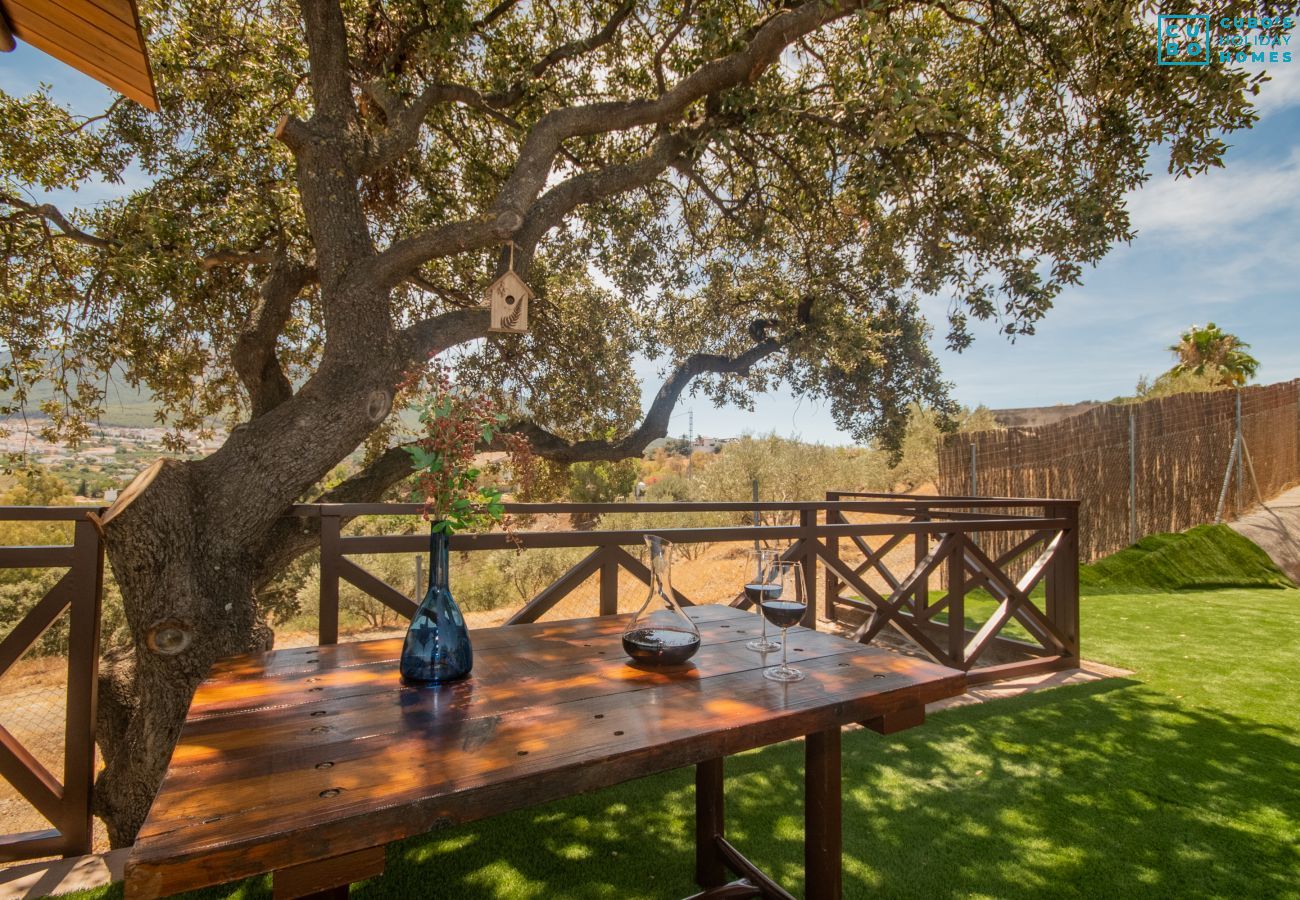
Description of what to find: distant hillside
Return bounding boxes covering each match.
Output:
[990,401,1101,428]
[2,377,164,429]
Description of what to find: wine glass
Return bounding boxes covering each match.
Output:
[741,548,782,653]
[762,560,807,682]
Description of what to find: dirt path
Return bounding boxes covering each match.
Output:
[1229,485,1300,583]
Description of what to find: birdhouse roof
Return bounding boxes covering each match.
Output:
[487,270,535,300]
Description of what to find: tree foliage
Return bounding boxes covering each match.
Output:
[1165,322,1261,388]
[1,0,1280,460]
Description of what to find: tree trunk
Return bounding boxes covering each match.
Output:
[93,459,273,845]
[92,329,401,845]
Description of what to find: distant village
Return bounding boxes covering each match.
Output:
[0,420,226,500]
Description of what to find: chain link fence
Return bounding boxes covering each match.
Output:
[938,380,1300,563]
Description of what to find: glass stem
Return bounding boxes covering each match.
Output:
[781,628,789,670]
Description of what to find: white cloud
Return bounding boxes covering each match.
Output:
[1122,147,1300,240]
[1253,62,1300,115]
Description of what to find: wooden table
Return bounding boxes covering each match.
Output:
[124,604,965,899]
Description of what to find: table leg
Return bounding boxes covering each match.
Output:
[805,726,842,900]
[296,888,349,900]
[696,756,727,888]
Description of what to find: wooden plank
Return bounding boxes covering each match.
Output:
[0,569,73,676]
[162,625,863,772]
[504,547,604,624]
[337,558,418,619]
[16,0,139,49]
[0,545,75,568]
[272,845,384,900]
[965,655,1071,686]
[204,604,749,684]
[335,517,1076,555]
[715,837,795,900]
[5,1,152,91]
[0,507,98,521]
[598,547,619,617]
[2,0,157,109]
[946,534,967,666]
[861,703,924,735]
[0,723,64,827]
[0,828,66,864]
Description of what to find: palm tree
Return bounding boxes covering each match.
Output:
[1167,323,1260,387]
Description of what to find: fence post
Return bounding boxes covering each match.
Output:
[599,546,619,617]
[319,513,342,645]
[1235,390,1244,512]
[1128,409,1137,546]
[913,504,930,615]
[969,443,978,496]
[1045,503,1081,664]
[823,492,839,622]
[62,516,105,856]
[945,533,967,668]
[800,507,818,630]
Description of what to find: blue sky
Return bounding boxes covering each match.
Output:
[4,42,1299,444]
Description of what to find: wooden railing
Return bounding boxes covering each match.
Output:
[0,493,1078,863]
[296,495,1080,685]
[0,507,104,863]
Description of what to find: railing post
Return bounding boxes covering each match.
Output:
[319,513,342,645]
[63,516,104,856]
[1045,503,1081,663]
[945,532,967,668]
[800,507,817,629]
[913,504,930,616]
[823,492,839,622]
[599,546,619,617]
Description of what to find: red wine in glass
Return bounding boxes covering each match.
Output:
[760,600,806,629]
[744,582,782,604]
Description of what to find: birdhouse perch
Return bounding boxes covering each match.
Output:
[485,270,533,334]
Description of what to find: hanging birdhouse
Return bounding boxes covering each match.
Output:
[485,270,533,334]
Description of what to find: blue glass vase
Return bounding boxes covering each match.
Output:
[400,523,473,685]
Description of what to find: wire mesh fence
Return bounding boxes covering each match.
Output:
[937,380,1300,563]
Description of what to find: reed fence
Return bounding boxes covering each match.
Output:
[937,380,1300,563]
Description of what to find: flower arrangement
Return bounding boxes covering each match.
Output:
[404,365,533,535]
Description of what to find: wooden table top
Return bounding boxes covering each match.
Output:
[125,604,965,898]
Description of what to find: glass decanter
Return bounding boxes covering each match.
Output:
[621,535,701,666]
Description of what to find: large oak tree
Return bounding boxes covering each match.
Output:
[0,0,1283,842]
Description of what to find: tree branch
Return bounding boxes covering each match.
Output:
[1,193,302,273]
[397,306,493,368]
[510,337,784,463]
[1,194,114,249]
[369,0,863,286]
[253,328,789,585]
[232,256,316,417]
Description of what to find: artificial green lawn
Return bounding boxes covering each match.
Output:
[74,585,1300,900]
